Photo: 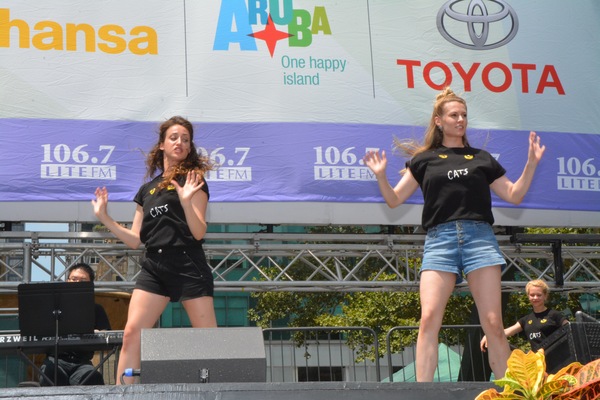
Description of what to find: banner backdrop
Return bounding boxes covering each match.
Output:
[1,1,599,222]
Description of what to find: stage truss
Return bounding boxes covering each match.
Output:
[0,232,599,294]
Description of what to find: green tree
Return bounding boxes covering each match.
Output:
[248,225,475,361]
[249,225,599,360]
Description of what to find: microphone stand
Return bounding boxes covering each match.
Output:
[51,297,62,386]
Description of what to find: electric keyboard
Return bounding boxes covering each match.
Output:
[0,330,123,355]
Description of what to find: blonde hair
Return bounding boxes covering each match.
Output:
[526,279,550,297]
[394,87,470,160]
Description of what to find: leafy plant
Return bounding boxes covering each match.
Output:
[475,348,600,400]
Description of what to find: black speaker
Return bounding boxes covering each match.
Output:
[539,324,577,374]
[140,327,266,383]
[539,322,600,373]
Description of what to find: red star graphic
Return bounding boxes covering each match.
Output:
[249,15,293,58]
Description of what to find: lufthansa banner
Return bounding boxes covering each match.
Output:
[1,1,599,224]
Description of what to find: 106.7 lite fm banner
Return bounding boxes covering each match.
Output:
[1,1,599,224]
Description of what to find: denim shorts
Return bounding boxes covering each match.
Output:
[421,220,506,284]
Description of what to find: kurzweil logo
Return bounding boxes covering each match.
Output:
[436,0,518,50]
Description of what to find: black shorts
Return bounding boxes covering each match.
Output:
[135,246,214,302]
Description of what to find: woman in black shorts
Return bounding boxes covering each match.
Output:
[92,116,217,384]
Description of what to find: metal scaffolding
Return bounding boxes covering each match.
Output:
[1,231,599,294]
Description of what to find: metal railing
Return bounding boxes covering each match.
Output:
[4,322,600,388]
[1,324,480,387]
[263,326,381,382]
[385,325,488,382]
[262,325,490,384]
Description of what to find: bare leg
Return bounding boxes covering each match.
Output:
[416,270,456,382]
[116,289,169,384]
[182,296,217,328]
[467,265,510,379]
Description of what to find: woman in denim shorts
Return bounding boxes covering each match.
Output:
[364,87,546,381]
[92,116,217,384]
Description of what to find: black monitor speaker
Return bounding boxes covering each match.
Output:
[140,327,266,383]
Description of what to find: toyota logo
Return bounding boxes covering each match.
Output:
[437,0,519,50]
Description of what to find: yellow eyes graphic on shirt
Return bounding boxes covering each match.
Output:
[150,185,174,194]
[438,154,473,159]
[527,318,547,325]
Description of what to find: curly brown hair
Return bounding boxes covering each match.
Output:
[145,116,214,190]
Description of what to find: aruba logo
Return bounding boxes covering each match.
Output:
[213,0,331,57]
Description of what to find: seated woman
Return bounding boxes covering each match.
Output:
[480,279,568,354]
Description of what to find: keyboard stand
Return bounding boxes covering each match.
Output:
[17,349,54,386]
[79,345,121,385]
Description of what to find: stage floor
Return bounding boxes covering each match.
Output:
[3,381,495,400]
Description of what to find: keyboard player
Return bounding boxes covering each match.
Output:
[40,263,111,386]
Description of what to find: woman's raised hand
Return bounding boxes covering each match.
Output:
[172,171,205,203]
[91,187,109,218]
[363,150,388,177]
[528,131,546,165]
